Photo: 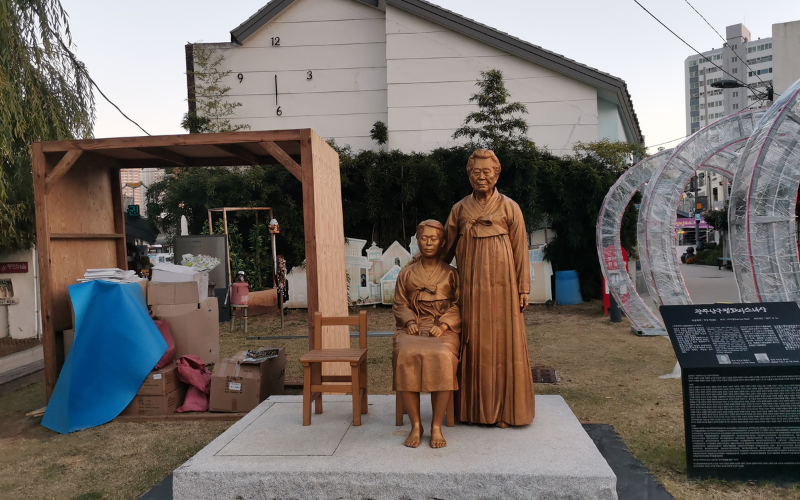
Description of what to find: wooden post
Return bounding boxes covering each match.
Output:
[301,130,349,377]
[109,168,127,269]
[301,130,318,349]
[208,210,213,235]
[32,143,56,401]
[223,208,231,287]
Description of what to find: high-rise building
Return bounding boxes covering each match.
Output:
[682,21,800,212]
[684,21,800,136]
[120,168,164,216]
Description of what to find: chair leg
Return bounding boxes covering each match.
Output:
[396,391,404,426]
[302,364,311,426]
[446,391,455,427]
[312,363,323,414]
[360,360,368,414]
[351,363,361,426]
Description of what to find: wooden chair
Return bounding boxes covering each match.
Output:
[299,311,368,426]
[395,391,456,427]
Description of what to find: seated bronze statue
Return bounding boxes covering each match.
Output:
[392,220,461,448]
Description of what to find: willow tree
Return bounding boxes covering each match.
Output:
[0,0,94,254]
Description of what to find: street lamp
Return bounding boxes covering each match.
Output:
[710,79,774,102]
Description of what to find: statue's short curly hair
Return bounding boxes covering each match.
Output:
[466,149,502,175]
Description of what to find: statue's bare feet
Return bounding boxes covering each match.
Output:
[496,421,510,429]
[430,425,447,448]
[405,424,423,448]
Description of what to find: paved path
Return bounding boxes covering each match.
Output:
[634,260,739,322]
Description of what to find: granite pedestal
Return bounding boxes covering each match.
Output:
[173,395,617,500]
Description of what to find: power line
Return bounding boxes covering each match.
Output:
[632,0,751,89]
[682,0,771,90]
[648,134,691,149]
[55,37,151,136]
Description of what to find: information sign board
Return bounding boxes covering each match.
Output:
[661,302,800,480]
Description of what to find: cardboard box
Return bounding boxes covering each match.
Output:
[148,281,203,305]
[137,362,182,396]
[120,386,187,416]
[151,264,208,302]
[150,297,219,364]
[209,347,286,413]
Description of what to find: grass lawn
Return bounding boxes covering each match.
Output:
[1,303,799,499]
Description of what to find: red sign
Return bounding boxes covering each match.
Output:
[0,262,28,273]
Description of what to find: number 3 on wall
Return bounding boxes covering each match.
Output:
[307,70,312,80]
[276,106,282,116]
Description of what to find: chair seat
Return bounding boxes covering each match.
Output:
[300,348,367,364]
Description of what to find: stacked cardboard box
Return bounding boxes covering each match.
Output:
[148,277,219,365]
[120,362,187,416]
[209,348,286,413]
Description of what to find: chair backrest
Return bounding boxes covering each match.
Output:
[313,310,368,350]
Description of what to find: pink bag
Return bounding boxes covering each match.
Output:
[176,355,211,412]
[152,319,177,370]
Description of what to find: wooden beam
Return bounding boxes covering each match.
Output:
[136,147,190,166]
[109,168,128,269]
[49,233,125,240]
[32,143,56,402]
[259,141,301,180]
[44,150,82,194]
[114,412,247,423]
[41,129,304,152]
[212,144,261,165]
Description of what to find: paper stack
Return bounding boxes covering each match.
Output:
[79,268,139,283]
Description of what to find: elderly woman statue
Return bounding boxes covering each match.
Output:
[393,220,461,448]
[443,148,535,427]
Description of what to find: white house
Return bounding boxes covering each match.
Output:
[189,0,643,155]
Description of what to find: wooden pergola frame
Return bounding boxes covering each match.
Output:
[33,129,349,402]
[207,207,274,292]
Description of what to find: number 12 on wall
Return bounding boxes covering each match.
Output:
[271,36,280,46]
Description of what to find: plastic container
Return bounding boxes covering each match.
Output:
[555,270,583,305]
[230,281,249,305]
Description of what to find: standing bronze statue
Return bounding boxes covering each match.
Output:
[443,149,535,427]
[392,220,461,448]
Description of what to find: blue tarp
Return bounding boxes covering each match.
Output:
[42,280,167,434]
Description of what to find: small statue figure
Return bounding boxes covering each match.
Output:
[443,149,535,427]
[393,220,461,448]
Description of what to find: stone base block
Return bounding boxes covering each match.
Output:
[174,395,616,499]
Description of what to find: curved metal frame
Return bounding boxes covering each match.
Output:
[729,81,800,303]
[597,150,672,334]
[638,109,765,306]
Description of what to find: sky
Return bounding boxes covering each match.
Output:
[61,0,800,153]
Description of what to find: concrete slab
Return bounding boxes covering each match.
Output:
[174,395,617,500]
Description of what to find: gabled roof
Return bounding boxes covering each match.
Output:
[230,0,644,144]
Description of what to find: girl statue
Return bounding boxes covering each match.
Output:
[443,148,535,427]
[393,220,461,448]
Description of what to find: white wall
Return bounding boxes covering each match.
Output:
[384,5,598,155]
[0,248,40,339]
[199,0,388,152]
[202,0,610,155]
[773,20,800,96]
[597,97,626,142]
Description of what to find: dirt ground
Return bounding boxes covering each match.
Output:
[1,303,799,500]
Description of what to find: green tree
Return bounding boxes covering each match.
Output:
[452,69,529,149]
[183,44,249,133]
[0,0,94,254]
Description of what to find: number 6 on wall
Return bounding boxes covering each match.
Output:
[276,106,282,116]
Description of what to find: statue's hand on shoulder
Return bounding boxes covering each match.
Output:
[406,321,420,335]
[520,293,529,312]
[429,323,448,337]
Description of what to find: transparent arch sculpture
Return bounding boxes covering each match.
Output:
[729,79,800,303]
[638,109,765,306]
